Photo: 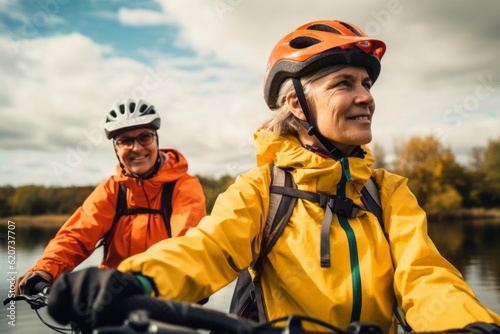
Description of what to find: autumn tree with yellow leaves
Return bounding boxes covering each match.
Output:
[393,135,465,218]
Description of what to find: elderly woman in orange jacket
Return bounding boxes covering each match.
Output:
[16,98,206,293]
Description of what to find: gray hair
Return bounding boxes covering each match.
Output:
[262,64,347,136]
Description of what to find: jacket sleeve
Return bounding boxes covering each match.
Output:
[29,179,118,280]
[118,168,269,303]
[379,171,500,330]
[170,174,207,237]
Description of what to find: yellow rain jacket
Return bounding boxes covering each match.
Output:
[30,149,206,280]
[119,129,500,333]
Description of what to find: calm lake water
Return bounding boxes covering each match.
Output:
[1,218,499,333]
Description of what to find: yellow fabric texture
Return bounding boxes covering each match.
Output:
[119,129,500,333]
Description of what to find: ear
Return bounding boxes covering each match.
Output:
[286,91,307,122]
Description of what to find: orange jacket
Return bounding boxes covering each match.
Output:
[30,149,206,280]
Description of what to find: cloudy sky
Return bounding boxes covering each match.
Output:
[0,0,499,187]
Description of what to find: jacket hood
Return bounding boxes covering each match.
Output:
[254,127,375,196]
[114,148,189,186]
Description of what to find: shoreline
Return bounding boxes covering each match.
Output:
[3,208,500,228]
[4,214,71,228]
[429,208,500,222]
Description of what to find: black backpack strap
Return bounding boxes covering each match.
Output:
[255,166,295,270]
[361,176,383,225]
[228,167,293,321]
[160,180,177,237]
[253,165,297,322]
[115,184,128,224]
[101,183,128,264]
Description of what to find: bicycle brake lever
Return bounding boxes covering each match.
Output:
[3,294,48,310]
[3,295,28,304]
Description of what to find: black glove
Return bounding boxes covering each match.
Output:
[47,267,145,334]
[465,322,500,334]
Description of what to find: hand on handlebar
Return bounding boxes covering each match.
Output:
[47,267,145,334]
[16,270,53,294]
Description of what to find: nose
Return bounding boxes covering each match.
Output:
[130,139,145,151]
[354,85,374,106]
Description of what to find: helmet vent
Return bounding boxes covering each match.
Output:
[338,21,362,36]
[119,104,125,114]
[307,24,341,34]
[289,36,320,49]
[129,102,136,113]
[109,110,117,118]
[140,104,148,113]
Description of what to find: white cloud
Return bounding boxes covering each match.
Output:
[0,29,265,185]
[1,0,499,186]
[155,0,500,157]
[118,7,174,26]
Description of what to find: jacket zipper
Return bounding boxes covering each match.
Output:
[337,158,361,323]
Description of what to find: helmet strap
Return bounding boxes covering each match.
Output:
[291,78,347,161]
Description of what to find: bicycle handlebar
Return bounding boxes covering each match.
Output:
[108,295,279,334]
[3,289,488,334]
[99,295,485,334]
[33,281,52,295]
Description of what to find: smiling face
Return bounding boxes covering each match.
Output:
[288,66,375,156]
[114,127,159,177]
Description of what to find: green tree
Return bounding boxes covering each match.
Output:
[50,186,94,214]
[393,135,462,218]
[0,186,15,216]
[1,175,236,218]
[197,174,235,213]
[11,185,48,215]
[479,137,500,206]
[467,146,486,207]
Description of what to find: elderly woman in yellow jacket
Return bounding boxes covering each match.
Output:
[46,20,500,334]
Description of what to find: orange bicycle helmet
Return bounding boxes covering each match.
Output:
[263,20,386,108]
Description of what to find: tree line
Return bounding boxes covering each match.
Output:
[373,135,500,218]
[1,135,499,219]
[0,175,235,218]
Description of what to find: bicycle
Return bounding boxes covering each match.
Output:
[2,282,489,334]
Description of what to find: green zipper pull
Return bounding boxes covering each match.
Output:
[340,157,353,182]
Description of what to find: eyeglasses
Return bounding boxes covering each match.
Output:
[114,132,156,150]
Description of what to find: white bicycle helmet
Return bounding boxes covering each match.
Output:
[103,98,161,139]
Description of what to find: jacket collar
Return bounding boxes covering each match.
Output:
[254,127,374,197]
[114,148,189,188]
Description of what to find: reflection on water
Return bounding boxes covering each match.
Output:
[427,219,500,307]
[9,226,60,249]
[1,219,499,333]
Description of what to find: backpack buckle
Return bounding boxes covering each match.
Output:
[332,196,355,218]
